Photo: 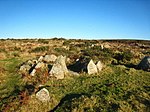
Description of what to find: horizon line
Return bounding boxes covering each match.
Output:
[0,37,149,41]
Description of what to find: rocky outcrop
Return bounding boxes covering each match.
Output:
[19,55,103,78]
[49,55,68,79]
[36,88,50,102]
[137,56,150,71]
[19,54,57,76]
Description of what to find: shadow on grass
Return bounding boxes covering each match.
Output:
[111,61,137,69]
[124,63,137,69]
[49,93,90,112]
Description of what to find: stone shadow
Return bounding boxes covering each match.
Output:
[67,56,90,73]
[111,60,137,69]
[49,93,90,112]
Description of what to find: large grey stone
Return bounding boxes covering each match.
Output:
[36,88,50,102]
[137,56,150,71]
[49,55,68,79]
[87,60,98,74]
[43,54,57,63]
[96,61,103,72]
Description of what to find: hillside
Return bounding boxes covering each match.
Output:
[0,38,150,112]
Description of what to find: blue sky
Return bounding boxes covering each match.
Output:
[0,0,150,40]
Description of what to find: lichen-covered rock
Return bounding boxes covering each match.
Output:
[38,56,44,62]
[43,54,57,62]
[96,61,103,72]
[19,64,31,73]
[30,69,36,76]
[49,55,68,79]
[35,62,45,69]
[87,60,98,74]
[137,56,150,71]
[36,88,50,102]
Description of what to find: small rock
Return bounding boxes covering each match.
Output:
[36,88,50,102]
[38,56,44,62]
[35,62,45,69]
[69,70,80,76]
[87,60,98,74]
[76,58,79,61]
[66,58,71,63]
[30,69,36,76]
[104,43,110,48]
[91,44,95,47]
[33,59,38,64]
[27,60,35,67]
[96,61,103,72]
[101,44,104,49]
[20,64,31,73]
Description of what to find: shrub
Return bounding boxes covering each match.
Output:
[31,46,49,52]
[38,39,49,44]
[0,48,6,52]
[12,52,20,57]
[14,47,21,51]
[81,46,114,63]
[113,51,133,64]
[63,40,71,46]
[54,48,70,56]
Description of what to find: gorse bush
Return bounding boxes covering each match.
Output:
[63,40,71,46]
[54,48,71,56]
[81,46,114,63]
[31,46,49,52]
[113,51,133,64]
[12,52,20,57]
[38,39,49,44]
[27,68,49,86]
[14,47,21,51]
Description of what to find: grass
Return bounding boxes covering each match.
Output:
[16,65,150,112]
[0,58,25,111]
